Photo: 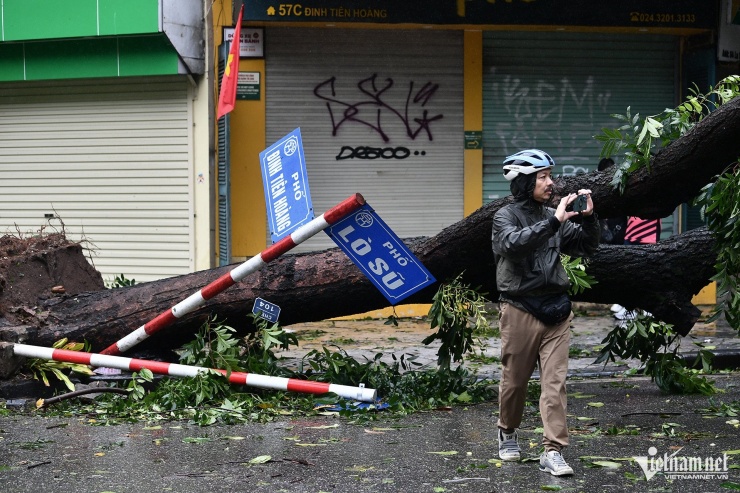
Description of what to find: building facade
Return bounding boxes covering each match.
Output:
[220,0,731,268]
[0,0,213,283]
[2,0,737,300]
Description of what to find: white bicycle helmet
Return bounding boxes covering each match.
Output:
[502,149,555,181]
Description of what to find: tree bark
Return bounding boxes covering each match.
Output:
[5,97,740,351]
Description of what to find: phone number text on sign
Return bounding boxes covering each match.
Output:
[325,204,435,304]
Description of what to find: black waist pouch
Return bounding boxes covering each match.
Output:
[511,293,572,326]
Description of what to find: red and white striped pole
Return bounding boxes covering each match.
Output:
[101,193,365,356]
[13,343,377,402]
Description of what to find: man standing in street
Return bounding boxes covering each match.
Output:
[491,149,600,476]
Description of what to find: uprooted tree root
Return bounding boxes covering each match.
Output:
[0,226,106,329]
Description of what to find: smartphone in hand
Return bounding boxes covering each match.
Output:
[572,194,588,212]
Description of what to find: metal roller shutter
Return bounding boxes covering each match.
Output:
[265,28,464,252]
[482,32,677,235]
[483,32,677,200]
[0,77,193,283]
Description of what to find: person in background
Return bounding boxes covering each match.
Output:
[612,213,661,320]
[492,149,600,476]
[596,157,631,319]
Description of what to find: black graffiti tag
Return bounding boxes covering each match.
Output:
[314,74,443,142]
[335,146,413,160]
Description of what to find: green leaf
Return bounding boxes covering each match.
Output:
[454,391,472,403]
[50,368,75,392]
[182,437,210,443]
[249,455,272,464]
[591,460,622,469]
[646,117,663,137]
[569,392,596,399]
[138,368,154,381]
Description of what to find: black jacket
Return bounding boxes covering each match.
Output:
[492,197,600,297]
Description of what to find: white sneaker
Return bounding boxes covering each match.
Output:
[498,428,520,461]
[613,307,637,320]
[539,450,574,476]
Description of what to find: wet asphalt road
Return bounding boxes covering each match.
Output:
[2,308,739,492]
[2,374,739,493]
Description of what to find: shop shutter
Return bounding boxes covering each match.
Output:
[217,43,232,266]
[264,28,464,252]
[0,77,193,283]
[482,32,677,235]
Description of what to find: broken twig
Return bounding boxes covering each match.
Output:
[37,387,129,408]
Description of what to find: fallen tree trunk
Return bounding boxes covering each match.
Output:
[2,97,740,351]
[19,226,715,353]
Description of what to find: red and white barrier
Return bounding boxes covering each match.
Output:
[13,343,377,402]
[101,193,366,356]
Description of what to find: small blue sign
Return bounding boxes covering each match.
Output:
[325,203,436,305]
[259,128,313,243]
[252,297,281,323]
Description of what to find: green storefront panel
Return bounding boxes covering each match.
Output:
[24,38,120,80]
[482,31,677,236]
[0,43,24,81]
[119,36,180,76]
[3,0,99,40]
[98,0,160,35]
[12,35,179,81]
[2,0,159,42]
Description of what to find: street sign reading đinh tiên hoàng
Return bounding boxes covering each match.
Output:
[259,128,314,243]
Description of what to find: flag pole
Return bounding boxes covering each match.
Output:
[13,343,377,402]
[100,193,366,356]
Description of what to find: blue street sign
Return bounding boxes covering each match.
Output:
[259,128,314,243]
[325,203,436,305]
[252,297,281,323]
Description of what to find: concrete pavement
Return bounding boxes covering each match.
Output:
[280,304,740,378]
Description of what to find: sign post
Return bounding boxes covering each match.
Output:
[100,194,365,356]
[13,343,377,402]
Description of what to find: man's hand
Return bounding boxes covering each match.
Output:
[555,189,594,223]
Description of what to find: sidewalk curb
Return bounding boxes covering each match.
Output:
[680,348,740,370]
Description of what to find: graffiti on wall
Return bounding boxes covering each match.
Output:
[313,74,444,159]
[560,165,590,177]
[489,74,612,163]
[335,146,425,160]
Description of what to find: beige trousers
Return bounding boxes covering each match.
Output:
[497,302,572,452]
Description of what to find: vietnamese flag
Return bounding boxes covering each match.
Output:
[217,5,244,119]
